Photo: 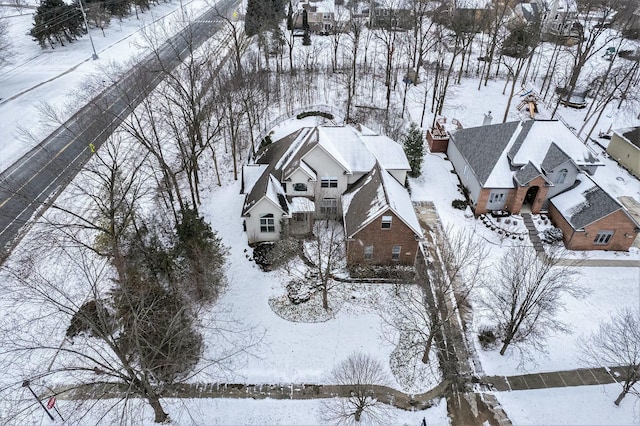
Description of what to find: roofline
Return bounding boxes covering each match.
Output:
[242,193,287,217]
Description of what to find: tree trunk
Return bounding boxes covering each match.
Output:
[422,331,436,364]
[354,406,363,422]
[614,389,627,406]
[148,396,168,423]
[499,337,511,355]
[322,285,328,310]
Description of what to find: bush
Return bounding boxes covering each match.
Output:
[478,326,497,350]
[296,111,334,120]
[541,227,563,244]
[286,279,313,304]
[451,199,467,210]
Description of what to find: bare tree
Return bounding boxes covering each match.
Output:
[0,18,11,68]
[480,245,584,356]
[581,309,640,406]
[304,219,345,310]
[322,353,393,425]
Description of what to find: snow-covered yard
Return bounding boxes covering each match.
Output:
[1,0,640,422]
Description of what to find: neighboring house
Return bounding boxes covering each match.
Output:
[369,0,413,30]
[343,163,424,266]
[536,0,579,40]
[294,0,335,33]
[447,120,602,215]
[606,127,640,178]
[242,124,423,265]
[447,0,492,32]
[446,119,640,251]
[548,175,640,251]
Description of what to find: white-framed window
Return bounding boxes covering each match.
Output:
[364,246,374,259]
[555,168,568,185]
[381,215,393,229]
[594,230,614,245]
[320,177,338,188]
[260,214,275,233]
[391,245,401,260]
[489,192,505,203]
[293,183,307,191]
[320,198,337,215]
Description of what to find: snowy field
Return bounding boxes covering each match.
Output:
[1,0,640,424]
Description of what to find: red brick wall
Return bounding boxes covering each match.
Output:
[549,204,639,251]
[346,210,419,266]
[507,176,550,214]
[427,130,449,153]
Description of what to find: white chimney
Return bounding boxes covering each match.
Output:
[483,111,493,126]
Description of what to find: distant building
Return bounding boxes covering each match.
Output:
[607,127,640,178]
[294,0,335,33]
[368,0,413,30]
[536,0,579,40]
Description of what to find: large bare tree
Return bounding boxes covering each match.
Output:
[581,309,640,406]
[321,353,393,425]
[480,245,584,356]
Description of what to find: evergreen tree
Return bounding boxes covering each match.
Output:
[302,8,309,30]
[286,1,293,30]
[403,123,424,178]
[245,0,285,36]
[31,0,84,48]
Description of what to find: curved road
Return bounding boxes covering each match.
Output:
[0,0,240,261]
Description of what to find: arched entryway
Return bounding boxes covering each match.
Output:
[523,186,539,207]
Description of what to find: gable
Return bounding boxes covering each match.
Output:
[549,176,627,229]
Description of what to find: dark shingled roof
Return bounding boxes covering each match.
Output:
[514,161,544,185]
[450,121,522,186]
[342,166,383,238]
[506,120,535,164]
[243,129,310,216]
[541,142,572,172]
[559,180,625,229]
[621,126,640,149]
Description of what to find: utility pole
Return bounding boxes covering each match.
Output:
[78,0,98,60]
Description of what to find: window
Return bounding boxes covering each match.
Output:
[381,215,393,229]
[293,213,306,222]
[320,198,338,215]
[364,246,374,259]
[594,230,614,245]
[293,183,307,192]
[321,177,338,188]
[489,192,505,204]
[555,169,568,185]
[391,246,401,260]
[260,214,275,233]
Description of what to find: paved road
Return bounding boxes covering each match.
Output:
[0,0,240,261]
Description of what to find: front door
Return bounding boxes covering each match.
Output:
[524,186,539,206]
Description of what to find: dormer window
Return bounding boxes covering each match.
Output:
[555,168,568,184]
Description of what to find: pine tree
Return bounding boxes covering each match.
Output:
[286,2,293,30]
[403,123,424,178]
[30,0,84,48]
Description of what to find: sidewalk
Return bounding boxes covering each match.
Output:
[484,365,626,392]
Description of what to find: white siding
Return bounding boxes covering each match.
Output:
[447,140,482,205]
[245,198,286,243]
[286,168,315,197]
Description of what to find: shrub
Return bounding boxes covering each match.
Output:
[296,111,334,120]
[478,326,497,350]
[452,199,467,210]
[542,227,563,244]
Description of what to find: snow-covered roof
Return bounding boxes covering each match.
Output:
[342,164,423,239]
[291,197,315,212]
[550,175,631,229]
[361,133,411,171]
[317,126,376,174]
[451,120,602,188]
[242,164,268,194]
[454,0,490,9]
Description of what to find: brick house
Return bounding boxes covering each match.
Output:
[343,164,423,266]
[548,176,639,251]
[241,124,423,265]
[447,119,639,251]
[447,120,602,215]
